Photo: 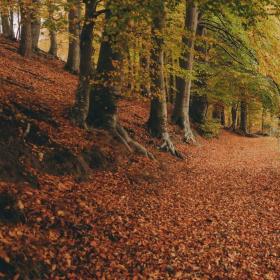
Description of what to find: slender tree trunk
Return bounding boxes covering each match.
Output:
[147,2,181,157]
[9,10,15,39]
[31,0,41,50]
[19,4,32,57]
[168,54,176,104]
[172,0,198,143]
[71,0,97,128]
[139,44,151,97]
[240,100,247,134]
[221,106,225,126]
[49,30,58,56]
[231,103,238,130]
[1,8,14,39]
[190,24,208,124]
[65,0,81,74]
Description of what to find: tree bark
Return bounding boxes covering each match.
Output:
[49,30,58,56]
[190,24,208,124]
[147,2,181,158]
[221,106,225,126]
[86,8,153,158]
[231,103,238,130]
[70,0,97,128]
[139,45,151,97]
[31,0,41,50]
[19,4,32,57]
[1,8,14,38]
[9,10,15,39]
[65,0,81,74]
[240,100,247,134]
[172,0,198,143]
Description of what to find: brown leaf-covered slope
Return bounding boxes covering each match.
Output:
[0,36,279,279]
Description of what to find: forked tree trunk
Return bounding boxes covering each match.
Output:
[71,0,97,128]
[65,0,81,74]
[172,0,198,143]
[147,2,181,158]
[19,5,32,57]
[240,100,247,134]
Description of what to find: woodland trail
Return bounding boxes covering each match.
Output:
[0,37,279,278]
[127,132,280,279]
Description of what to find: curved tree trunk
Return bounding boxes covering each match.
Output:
[65,0,81,74]
[172,0,198,143]
[147,2,182,158]
[70,0,97,128]
[19,5,32,57]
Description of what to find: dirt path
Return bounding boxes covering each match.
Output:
[153,132,280,279]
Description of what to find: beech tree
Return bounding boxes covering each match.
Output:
[71,0,98,128]
[147,1,181,157]
[65,0,81,73]
[172,0,199,143]
[19,2,32,57]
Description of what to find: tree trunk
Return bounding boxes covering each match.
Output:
[139,45,151,97]
[86,8,152,158]
[9,10,15,40]
[231,103,238,130]
[31,0,41,50]
[70,0,97,128]
[65,0,81,74]
[19,5,32,57]
[190,94,208,124]
[1,8,13,38]
[240,100,247,134]
[190,24,208,124]
[221,106,225,126]
[147,2,181,157]
[172,0,198,143]
[49,30,58,56]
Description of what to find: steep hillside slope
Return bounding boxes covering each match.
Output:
[0,36,279,279]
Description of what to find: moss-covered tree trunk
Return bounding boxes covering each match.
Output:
[65,0,81,74]
[172,0,198,143]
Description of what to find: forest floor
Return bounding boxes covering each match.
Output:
[0,36,279,279]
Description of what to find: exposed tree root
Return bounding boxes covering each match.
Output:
[112,123,154,160]
[183,127,196,144]
[160,132,184,159]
